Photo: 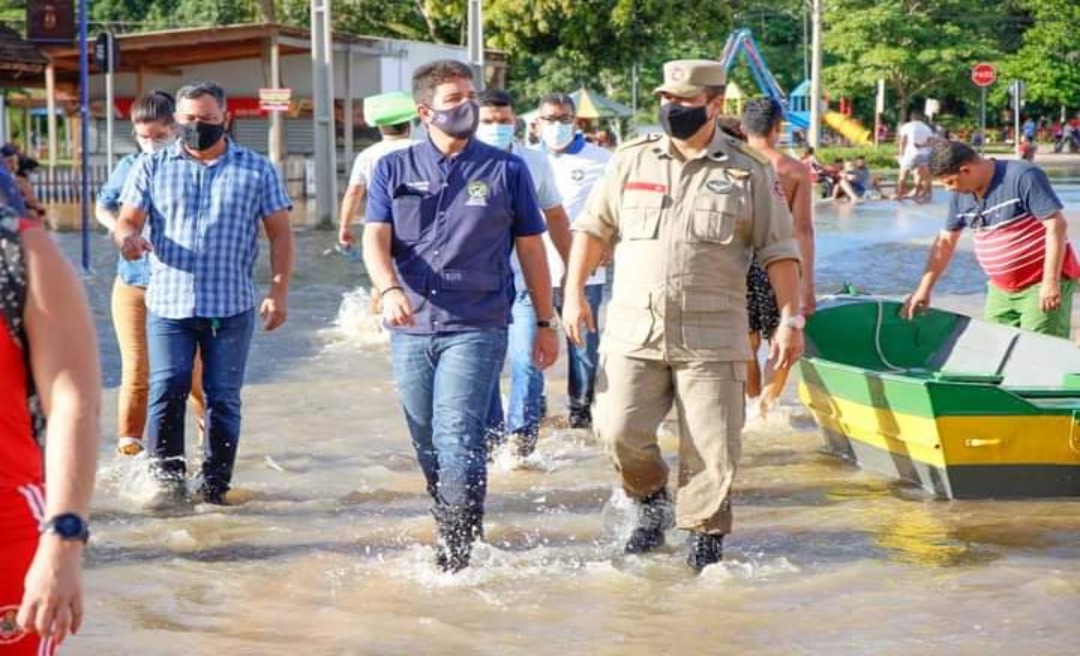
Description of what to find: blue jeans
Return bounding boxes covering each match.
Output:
[391,329,508,512]
[486,291,544,439]
[558,284,604,415]
[146,310,255,493]
[486,285,604,437]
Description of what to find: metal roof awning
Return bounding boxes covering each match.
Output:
[41,22,506,85]
[0,24,50,87]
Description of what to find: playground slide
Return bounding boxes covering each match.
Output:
[787,111,810,131]
[824,111,871,145]
[720,29,871,145]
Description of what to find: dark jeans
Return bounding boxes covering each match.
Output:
[390,329,508,512]
[486,290,544,439]
[556,284,604,414]
[486,284,604,438]
[146,310,255,494]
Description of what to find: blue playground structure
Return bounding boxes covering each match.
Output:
[719,29,810,131]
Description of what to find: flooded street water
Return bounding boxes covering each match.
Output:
[47,169,1080,654]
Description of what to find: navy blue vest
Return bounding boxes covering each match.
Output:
[376,138,545,333]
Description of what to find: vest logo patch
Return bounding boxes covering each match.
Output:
[466,180,489,206]
[706,179,732,194]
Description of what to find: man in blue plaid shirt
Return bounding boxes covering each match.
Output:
[115,81,294,511]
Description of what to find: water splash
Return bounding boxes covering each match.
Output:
[97,452,189,508]
[322,286,389,349]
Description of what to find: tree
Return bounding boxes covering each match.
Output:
[822,0,1008,124]
[478,0,733,105]
[998,0,1080,115]
[275,0,453,43]
[726,0,811,94]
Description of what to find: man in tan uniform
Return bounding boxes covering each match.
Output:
[562,60,804,572]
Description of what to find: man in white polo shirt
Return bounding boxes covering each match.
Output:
[536,92,612,430]
[476,89,573,457]
[338,91,418,248]
[896,110,934,203]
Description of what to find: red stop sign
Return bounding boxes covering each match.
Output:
[971,63,997,87]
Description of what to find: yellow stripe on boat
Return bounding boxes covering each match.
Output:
[799,382,1080,467]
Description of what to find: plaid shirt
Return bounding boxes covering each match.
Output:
[120,140,292,319]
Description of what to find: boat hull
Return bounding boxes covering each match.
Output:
[797,297,1080,499]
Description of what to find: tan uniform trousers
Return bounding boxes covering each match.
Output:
[595,353,746,535]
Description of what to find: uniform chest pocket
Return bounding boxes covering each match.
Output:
[690,194,738,244]
[619,191,664,240]
[392,196,424,241]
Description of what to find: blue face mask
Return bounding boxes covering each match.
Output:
[541,122,575,151]
[476,123,515,150]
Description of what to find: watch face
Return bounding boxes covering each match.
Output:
[53,514,85,538]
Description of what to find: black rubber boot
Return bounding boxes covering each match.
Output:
[432,505,483,573]
[197,483,229,506]
[686,532,724,573]
[624,488,673,555]
[568,407,592,430]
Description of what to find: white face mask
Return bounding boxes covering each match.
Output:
[541,122,575,151]
[137,136,174,154]
[476,123,515,150]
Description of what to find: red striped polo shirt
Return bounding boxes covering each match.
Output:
[947,160,1078,292]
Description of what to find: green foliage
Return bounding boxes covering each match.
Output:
[815,144,899,170]
[822,0,1009,125]
[480,1,734,107]
[997,0,1080,113]
[23,0,1076,127]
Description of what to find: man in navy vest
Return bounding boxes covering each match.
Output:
[363,60,559,572]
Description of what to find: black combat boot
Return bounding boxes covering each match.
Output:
[567,406,592,430]
[624,488,673,555]
[686,532,724,573]
[432,505,483,573]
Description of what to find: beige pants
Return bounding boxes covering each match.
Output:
[595,353,746,534]
[111,278,205,439]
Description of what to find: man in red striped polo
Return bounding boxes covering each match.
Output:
[903,140,1079,337]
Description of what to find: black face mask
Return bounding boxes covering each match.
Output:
[179,121,226,151]
[429,101,479,139]
[659,103,710,140]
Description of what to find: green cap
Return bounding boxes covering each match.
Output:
[364,91,418,127]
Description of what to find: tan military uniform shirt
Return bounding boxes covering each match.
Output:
[575,127,801,362]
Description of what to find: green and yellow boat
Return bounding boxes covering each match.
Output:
[797,296,1080,499]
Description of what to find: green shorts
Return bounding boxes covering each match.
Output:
[984,278,1075,338]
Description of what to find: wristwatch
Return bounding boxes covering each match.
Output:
[779,314,806,330]
[537,315,561,330]
[41,513,90,544]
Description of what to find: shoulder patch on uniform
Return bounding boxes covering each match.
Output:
[618,133,662,152]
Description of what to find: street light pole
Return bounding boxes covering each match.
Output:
[808,0,823,148]
[467,0,485,90]
[311,0,337,228]
[79,0,91,273]
[803,4,810,82]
